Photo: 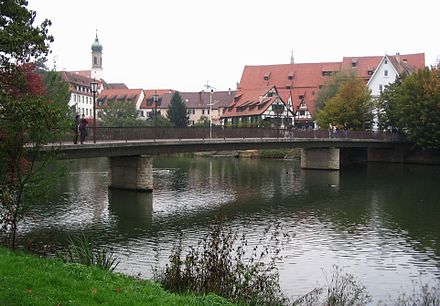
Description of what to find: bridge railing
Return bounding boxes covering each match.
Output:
[76,127,406,142]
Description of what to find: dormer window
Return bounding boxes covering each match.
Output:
[288,71,294,80]
[352,58,358,68]
[368,67,374,75]
[263,72,271,81]
[299,95,304,100]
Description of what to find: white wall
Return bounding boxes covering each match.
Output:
[368,56,398,97]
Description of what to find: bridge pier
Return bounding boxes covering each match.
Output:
[108,155,153,192]
[301,147,340,170]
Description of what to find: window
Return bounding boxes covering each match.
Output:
[384,59,388,64]
[140,111,144,117]
[207,110,210,115]
[86,109,88,116]
[384,70,388,77]
[351,59,358,68]
[299,95,304,100]
[263,72,271,81]
[202,110,205,115]
[379,84,383,92]
[192,110,195,115]
[94,57,97,65]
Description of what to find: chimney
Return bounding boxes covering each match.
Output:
[396,52,400,63]
[228,88,231,96]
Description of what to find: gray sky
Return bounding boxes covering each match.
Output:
[29,0,439,92]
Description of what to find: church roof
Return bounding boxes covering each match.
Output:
[91,33,103,53]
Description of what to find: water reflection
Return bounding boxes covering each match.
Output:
[108,189,153,236]
[17,157,440,303]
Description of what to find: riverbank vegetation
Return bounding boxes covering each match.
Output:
[154,221,290,305]
[0,247,233,305]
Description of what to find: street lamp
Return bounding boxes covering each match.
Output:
[153,91,159,128]
[209,89,213,138]
[90,80,98,143]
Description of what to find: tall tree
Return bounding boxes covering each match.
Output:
[315,71,357,111]
[0,0,53,67]
[378,67,440,149]
[167,92,188,128]
[0,2,67,248]
[316,75,373,130]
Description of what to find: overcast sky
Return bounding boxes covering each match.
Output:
[29,0,439,92]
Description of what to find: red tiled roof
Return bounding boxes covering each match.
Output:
[140,90,236,110]
[140,89,175,109]
[97,88,143,108]
[231,53,425,119]
[222,87,285,118]
[68,70,92,78]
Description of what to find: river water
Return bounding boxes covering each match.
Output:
[20,156,440,303]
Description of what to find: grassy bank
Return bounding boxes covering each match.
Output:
[0,247,233,305]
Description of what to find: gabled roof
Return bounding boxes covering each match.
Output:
[140,89,175,109]
[97,88,143,108]
[68,70,92,78]
[233,53,425,119]
[61,71,95,87]
[239,62,340,90]
[140,90,236,110]
[222,86,286,118]
[106,83,128,90]
[367,54,418,86]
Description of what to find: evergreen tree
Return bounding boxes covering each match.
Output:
[167,92,188,128]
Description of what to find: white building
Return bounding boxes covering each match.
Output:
[367,53,416,130]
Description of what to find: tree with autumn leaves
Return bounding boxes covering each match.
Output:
[316,73,373,130]
[0,0,69,248]
[377,66,440,149]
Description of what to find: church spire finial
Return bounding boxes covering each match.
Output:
[290,50,295,64]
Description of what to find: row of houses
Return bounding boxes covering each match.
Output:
[61,33,425,129]
[222,53,424,129]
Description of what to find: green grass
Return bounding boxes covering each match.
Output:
[0,247,234,305]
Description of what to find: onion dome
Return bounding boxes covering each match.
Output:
[91,32,103,53]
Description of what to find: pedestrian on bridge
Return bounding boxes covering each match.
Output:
[79,114,88,144]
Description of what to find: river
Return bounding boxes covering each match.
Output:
[19,156,440,303]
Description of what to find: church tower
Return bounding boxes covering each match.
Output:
[91,31,103,80]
